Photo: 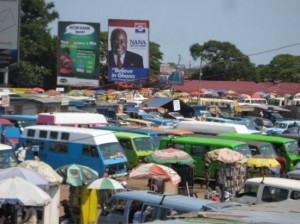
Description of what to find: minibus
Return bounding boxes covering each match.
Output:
[19,125,128,177]
[176,120,259,135]
[234,177,300,204]
[36,112,108,127]
[193,134,277,158]
[113,132,156,169]
[218,133,300,171]
[159,136,251,180]
[0,114,37,132]
[94,126,168,149]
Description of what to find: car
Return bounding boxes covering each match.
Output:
[265,120,300,135]
[98,190,213,224]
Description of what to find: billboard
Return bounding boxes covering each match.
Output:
[57,21,100,87]
[0,0,20,68]
[108,19,149,83]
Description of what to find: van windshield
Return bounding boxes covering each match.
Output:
[100,142,126,160]
[0,150,17,169]
[233,144,252,157]
[134,137,155,151]
[285,141,299,155]
[259,145,277,157]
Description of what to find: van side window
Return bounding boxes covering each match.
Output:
[61,132,70,140]
[169,143,184,151]
[191,145,209,156]
[50,131,58,140]
[262,186,288,202]
[82,145,98,157]
[107,198,126,215]
[27,129,35,137]
[39,130,47,138]
[291,191,300,200]
[49,142,68,153]
[119,139,132,150]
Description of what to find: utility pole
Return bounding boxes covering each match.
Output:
[197,58,203,104]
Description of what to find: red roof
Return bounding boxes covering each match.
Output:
[173,80,300,95]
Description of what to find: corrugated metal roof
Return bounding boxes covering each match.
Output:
[145,97,173,107]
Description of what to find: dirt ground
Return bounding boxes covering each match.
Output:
[59,177,208,221]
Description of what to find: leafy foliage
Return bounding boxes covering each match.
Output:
[190,40,256,81]
[9,0,58,88]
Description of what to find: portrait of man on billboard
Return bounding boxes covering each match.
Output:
[108,28,144,68]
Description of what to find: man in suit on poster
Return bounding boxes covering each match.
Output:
[108,28,144,68]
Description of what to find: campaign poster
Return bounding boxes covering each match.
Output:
[0,0,20,68]
[57,21,100,87]
[108,19,149,83]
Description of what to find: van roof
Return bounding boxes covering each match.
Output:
[110,191,212,212]
[218,133,296,144]
[22,125,118,145]
[246,177,300,189]
[161,136,248,147]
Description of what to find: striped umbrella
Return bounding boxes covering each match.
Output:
[87,178,124,190]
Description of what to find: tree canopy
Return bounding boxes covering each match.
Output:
[9,0,59,88]
[189,40,256,81]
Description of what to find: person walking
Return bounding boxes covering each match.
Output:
[15,143,28,163]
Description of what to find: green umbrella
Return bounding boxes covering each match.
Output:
[145,148,194,165]
[56,164,98,187]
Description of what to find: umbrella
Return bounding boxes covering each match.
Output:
[0,177,51,206]
[145,148,194,165]
[0,167,49,189]
[87,178,124,190]
[246,157,280,168]
[18,160,63,186]
[224,90,237,95]
[205,148,248,164]
[31,87,45,93]
[56,164,98,187]
[251,93,261,99]
[129,163,181,184]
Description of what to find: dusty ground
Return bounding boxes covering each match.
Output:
[59,177,208,218]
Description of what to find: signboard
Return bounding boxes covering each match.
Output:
[173,100,180,111]
[57,21,100,87]
[108,19,149,83]
[0,0,20,67]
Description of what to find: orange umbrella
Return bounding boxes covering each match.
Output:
[129,163,181,184]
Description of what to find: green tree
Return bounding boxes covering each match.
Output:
[189,40,256,81]
[268,54,300,82]
[9,0,59,88]
[149,42,163,76]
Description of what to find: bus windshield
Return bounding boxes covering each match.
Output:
[258,145,277,157]
[285,141,299,155]
[233,144,252,157]
[134,137,155,151]
[100,142,126,160]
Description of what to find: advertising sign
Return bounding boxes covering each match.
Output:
[0,0,20,67]
[108,19,149,83]
[57,21,100,87]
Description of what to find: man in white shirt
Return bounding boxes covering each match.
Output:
[15,143,27,163]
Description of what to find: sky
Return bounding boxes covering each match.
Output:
[46,0,300,68]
